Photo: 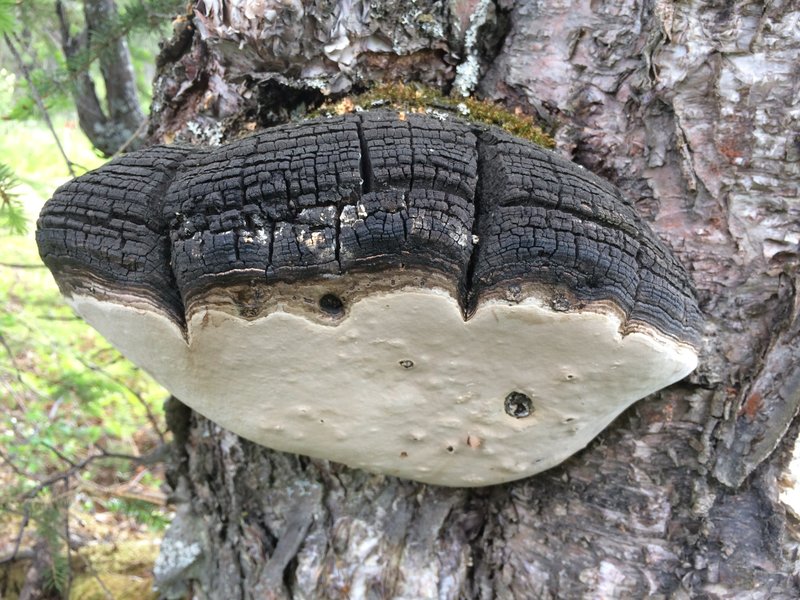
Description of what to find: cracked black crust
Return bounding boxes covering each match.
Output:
[36,110,703,347]
[473,127,703,346]
[36,146,192,320]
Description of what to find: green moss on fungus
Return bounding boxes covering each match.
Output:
[312,82,555,148]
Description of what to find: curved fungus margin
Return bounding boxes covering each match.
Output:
[36,110,703,487]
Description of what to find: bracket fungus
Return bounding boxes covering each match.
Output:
[37,111,703,487]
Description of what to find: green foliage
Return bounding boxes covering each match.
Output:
[1,239,168,475]
[0,0,15,34]
[0,119,171,591]
[0,162,26,234]
[3,0,183,120]
[35,501,71,594]
[0,1,177,589]
[105,497,171,531]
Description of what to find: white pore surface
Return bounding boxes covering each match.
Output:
[70,290,698,487]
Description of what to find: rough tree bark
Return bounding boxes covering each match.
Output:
[148,1,800,598]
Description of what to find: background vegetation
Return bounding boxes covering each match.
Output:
[1,1,183,597]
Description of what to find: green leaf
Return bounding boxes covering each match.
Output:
[0,0,15,35]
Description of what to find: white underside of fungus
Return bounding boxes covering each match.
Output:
[70,287,696,487]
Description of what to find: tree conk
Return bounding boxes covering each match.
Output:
[36,111,703,487]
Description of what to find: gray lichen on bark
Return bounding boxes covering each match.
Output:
[150,0,511,143]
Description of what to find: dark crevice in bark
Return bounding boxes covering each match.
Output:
[407,118,416,194]
[355,116,374,194]
[234,539,246,600]
[265,221,276,281]
[155,151,191,329]
[476,1,513,72]
[463,130,485,319]
[164,396,192,489]
[282,171,294,214]
[465,488,503,598]
[334,205,343,273]
[283,555,298,599]
[256,79,326,128]
[156,16,195,68]
[254,515,278,560]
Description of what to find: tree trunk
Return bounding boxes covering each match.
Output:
[56,0,146,156]
[149,1,800,597]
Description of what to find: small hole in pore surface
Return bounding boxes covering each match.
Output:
[505,392,534,419]
[446,445,455,453]
[319,293,344,316]
[399,360,414,369]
